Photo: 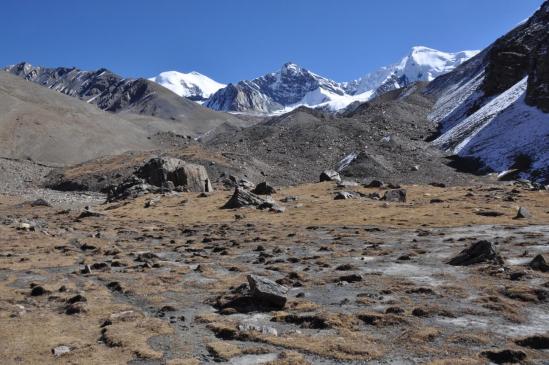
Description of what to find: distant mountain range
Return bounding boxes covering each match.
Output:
[147,46,479,115]
[3,62,249,136]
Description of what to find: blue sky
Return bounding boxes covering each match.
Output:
[0,0,543,83]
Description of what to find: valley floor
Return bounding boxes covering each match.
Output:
[0,183,548,364]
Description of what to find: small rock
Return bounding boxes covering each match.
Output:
[337,181,359,188]
[338,274,362,283]
[77,209,104,219]
[280,196,298,203]
[334,191,355,200]
[31,198,51,207]
[30,286,47,296]
[364,180,384,188]
[476,210,504,217]
[52,345,71,357]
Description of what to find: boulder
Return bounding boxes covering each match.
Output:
[528,254,549,272]
[221,188,271,209]
[447,240,501,266]
[257,201,286,213]
[382,189,407,202]
[247,274,288,309]
[136,157,212,193]
[252,182,276,195]
[481,349,526,364]
[364,179,384,188]
[319,170,341,183]
[515,207,531,219]
[107,176,161,202]
[30,198,51,207]
[225,175,255,190]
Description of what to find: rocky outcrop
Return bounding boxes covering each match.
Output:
[483,2,549,101]
[526,38,549,112]
[136,157,213,193]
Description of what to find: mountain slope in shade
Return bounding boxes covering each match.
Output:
[205,48,478,115]
[428,1,549,183]
[148,71,225,101]
[4,63,250,136]
[0,71,156,165]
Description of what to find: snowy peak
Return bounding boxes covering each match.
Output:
[205,46,478,114]
[149,71,225,101]
[400,46,480,82]
[205,62,347,113]
[346,46,479,96]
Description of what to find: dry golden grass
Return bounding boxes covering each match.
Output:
[99,182,549,229]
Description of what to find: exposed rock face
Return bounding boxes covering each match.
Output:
[136,157,212,193]
[526,38,549,112]
[483,2,549,101]
[428,2,549,183]
[447,240,501,266]
[221,188,271,209]
[247,274,288,309]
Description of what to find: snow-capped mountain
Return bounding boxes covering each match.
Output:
[205,47,478,115]
[148,71,225,102]
[205,62,347,114]
[345,46,479,96]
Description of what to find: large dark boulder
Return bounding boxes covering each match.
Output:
[448,240,501,266]
[382,189,407,202]
[136,157,212,193]
[528,254,549,272]
[252,181,276,195]
[247,274,288,309]
[319,170,341,183]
